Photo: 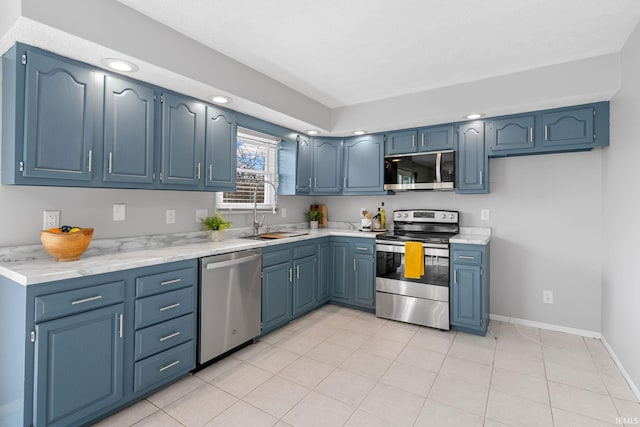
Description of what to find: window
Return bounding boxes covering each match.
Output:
[216,128,280,210]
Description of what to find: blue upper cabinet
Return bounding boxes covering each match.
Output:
[385,129,418,155]
[296,134,312,194]
[487,114,535,155]
[542,106,594,147]
[204,106,236,190]
[312,138,342,194]
[103,75,156,185]
[160,92,205,187]
[343,135,384,194]
[418,125,454,152]
[456,121,488,194]
[2,45,102,185]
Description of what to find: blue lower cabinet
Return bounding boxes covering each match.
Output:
[329,238,376,311]
[33,303,125,427]
[450,243,490,336]
[292,255,317,316]
[353,253,375,308]
[330,241,351,303]
[262,261,293,333]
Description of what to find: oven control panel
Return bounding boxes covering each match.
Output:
[393,210,458,223]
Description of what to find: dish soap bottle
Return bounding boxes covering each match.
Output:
[380,202,386,230]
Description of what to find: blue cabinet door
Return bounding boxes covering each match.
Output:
[312,138,342,194]
[204,106,236,190]
[450,264,482,328]
[385,130,418,155]
[418,125,454,152]
[330,241,351,302]
[160,92,205,187]
[456,121,488,194]
[343,135,384,194]
[317,242,330,303]
[262,262,292,332]
[292,255,317,316]
[33,303,124,427]
[296,134,312,194]
[103,76,155,184]
[23,49,99,181]
[487,114,535,154]
[542,106,594,147]
[353,253,375,309]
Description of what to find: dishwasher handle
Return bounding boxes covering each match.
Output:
[205,253,262,270]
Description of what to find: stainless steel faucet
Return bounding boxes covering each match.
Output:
[252,180,278,236]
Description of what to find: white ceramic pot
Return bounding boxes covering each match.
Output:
[310,221,319,229]
[208,230,223,242]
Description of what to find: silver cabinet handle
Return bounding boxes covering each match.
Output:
[119,314,123,338]
[454,270,457,284]
[479,170,483,185]
[421,134,425,146]
[108,152,113,174]
[529,127,534,143]
[353,258,357,271]
[161,278,182,286]
[544,125,549,141]
[412,135,416,147]
[71,295,102,305]
[159,331,180,342]
[88,149,93,172]
[314,177,317,189]
[296,265,300,279]
[159,360,180,372]
[458,255,475,260]
[196,162,201,180]
[159,303,180,312]
[208,164,213,181]
[356,247,368,251]
[288,267,292,282]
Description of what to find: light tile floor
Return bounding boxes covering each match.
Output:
[94,305,639,427]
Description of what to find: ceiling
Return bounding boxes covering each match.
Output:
[117,0,640,108]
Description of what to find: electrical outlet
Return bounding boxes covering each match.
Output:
[43,210,60,230]
[481,209,490,221]
[113,204,126,221]
[166,209,176,224]
[195,209,208,224]
[281,207,287,218]
[543,290,553,304]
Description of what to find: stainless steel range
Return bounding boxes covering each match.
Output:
[375,209,459,330]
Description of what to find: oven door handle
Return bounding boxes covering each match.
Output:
[375,244,406,254]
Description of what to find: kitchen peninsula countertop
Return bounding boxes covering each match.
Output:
[0,228,379,286]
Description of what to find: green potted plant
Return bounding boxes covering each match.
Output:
[305,208,323,229]
[201,211,232,241]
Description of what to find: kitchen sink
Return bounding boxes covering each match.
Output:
[242,231,309,240]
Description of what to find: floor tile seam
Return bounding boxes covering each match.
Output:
[156,407,189,427]
[547,379,624,422]
[549,401,624,425]
[414,398,487,425]
[278,357,340,390]
[242,348,303,374]
[212,396,281,425]
[545,376,613,397]
[258,378,315,423]
[483,332,499,425]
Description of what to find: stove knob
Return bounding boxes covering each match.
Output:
[441,214,446,219]
[449,214,454,219]
[396,212,401,218]
[403,213,409,218]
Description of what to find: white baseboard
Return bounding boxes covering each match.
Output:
[601,337,640,402]
[489,313,601,338]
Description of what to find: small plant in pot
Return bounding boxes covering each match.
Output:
[305,208,323,229]
[201,211,232,241]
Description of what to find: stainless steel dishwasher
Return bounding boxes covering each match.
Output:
[198,248,262,365]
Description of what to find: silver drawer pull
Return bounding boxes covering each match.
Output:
[356,247,369,251]
[159,303,180,312]
[159,360,180,372]
[160,278,182,286]
[458,255,476,260]
[159,332,181,342]
[71,295,102,305]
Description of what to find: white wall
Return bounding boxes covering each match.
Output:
[602,21,640,392]
[317,150,604,332]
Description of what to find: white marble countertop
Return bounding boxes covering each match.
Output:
[0,228,380,286]
[450,227,492,245]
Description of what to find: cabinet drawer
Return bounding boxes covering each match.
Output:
[293,244,316,259]
[262,248,292,268]
[452,249,482,264]
[135,267,195,298]
[133,341,194,392]
[135,287,194,329]
[34,281,125,323]
[134,313,195,361]
[352,242,374,255]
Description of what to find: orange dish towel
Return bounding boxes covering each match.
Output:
[404,241,424,279]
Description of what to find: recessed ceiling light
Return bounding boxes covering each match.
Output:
[465,113,484,120]
[353,130,367,135]
[306,130,319,135]
[211,95,231,104]
[102,58,138,72]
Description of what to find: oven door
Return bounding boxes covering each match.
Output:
[375,242,450,329]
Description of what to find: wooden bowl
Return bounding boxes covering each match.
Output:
[40,228,94,262]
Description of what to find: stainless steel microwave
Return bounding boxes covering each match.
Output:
[383,151,455,191]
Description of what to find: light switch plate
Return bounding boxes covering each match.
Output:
[113,204,126,221]
[166,209,176,224]
[481,209,490,221]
